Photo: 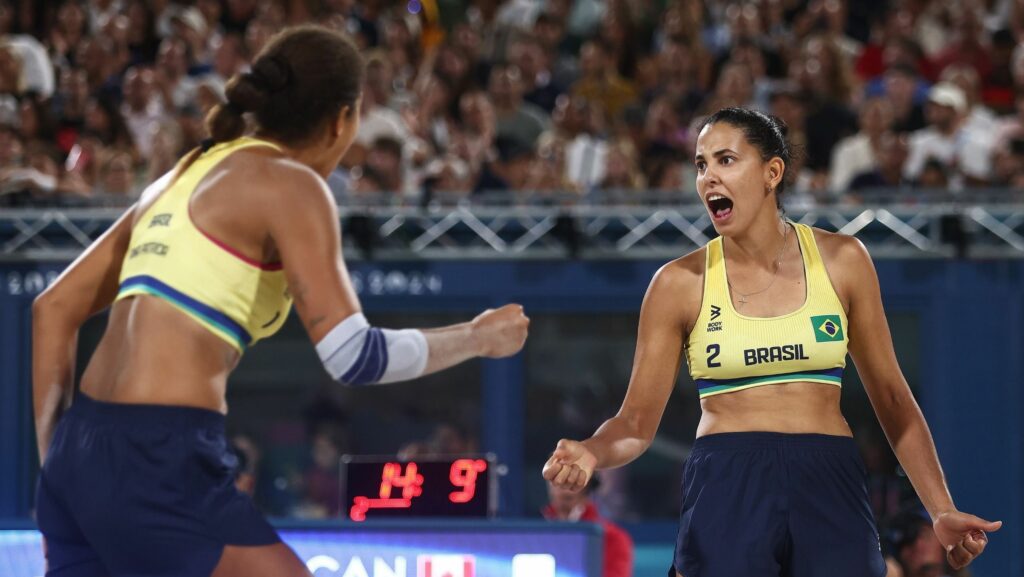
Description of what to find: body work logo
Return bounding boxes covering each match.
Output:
[811,315,844,342]
[707,304,723,332]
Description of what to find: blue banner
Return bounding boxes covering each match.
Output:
[0,522,601,577]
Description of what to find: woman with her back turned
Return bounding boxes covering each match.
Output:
[33,25,528,577]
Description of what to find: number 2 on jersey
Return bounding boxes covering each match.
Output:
[706,344,722,368]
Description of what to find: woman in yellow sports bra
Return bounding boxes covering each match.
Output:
[32,26,528,577]
[543,108,999,577]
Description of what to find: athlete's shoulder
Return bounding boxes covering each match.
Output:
[653,246,706,293]
[809,226,872,269]
[644,247,706,329]
[242,154,337,217]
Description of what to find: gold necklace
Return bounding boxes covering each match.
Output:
[727,222,789,307]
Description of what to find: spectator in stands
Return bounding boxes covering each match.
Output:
[0,41,23,95]
[0,32,53,97]
[654,1,712,90]
[94,148,135,198]
[796,34,859,175]
[543,477,634,577]
[917,157,951,189]
[298,430,343,518]
[475,134,534,193]
[699,60,758,118]
[931,5,990,83]
[597,2,640,81]
[153,36,197,112]
[994,90,1024,148]
[848,132,909,192]
[769,85,820,195]
[84,96,133,152]
[60,134,105,197]
[540,93,607,190]
[49,0,89,67]
[645,39,705,123]
[168,5,209,67]
[508,33,564,114]
[5,141,59,200]
[642,94,689,179]
[534,9,579,85]
[121,0,156,63]
[0,1,12,35]
[830,96,895,193]
[982,29,1016,113]
[103,13,135,73]
[489,61,550,151]
[207,33,248,87]
[53,68,88,150]
[242,16,274,57]
[422,155,473,200]
[120,65,168,160]
[88,0,123,33]
[365,135,404,195]
[397,422,480,458]
[73,36,117,98]
[903,82,994,187]
[596,140,644,193]
[940,64,999,135]
[884,63,928,134]
[990,137,1024,189]
[17,91,55,143]
[571,39,637,123]
[451,89,497,178]
[349,51,408,164]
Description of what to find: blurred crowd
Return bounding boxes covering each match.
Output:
[4,0,1024,208]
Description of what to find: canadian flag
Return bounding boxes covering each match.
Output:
[417,554,475,577]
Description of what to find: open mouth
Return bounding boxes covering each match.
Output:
[707,194,734,220]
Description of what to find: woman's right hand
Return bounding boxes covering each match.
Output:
[471,304,529,358]
[542,439,598,492]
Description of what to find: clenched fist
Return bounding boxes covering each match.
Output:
[933,510,1002,569]
[471,304,529,358]
[542,439,597,492]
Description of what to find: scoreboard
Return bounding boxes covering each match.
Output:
[342,455,496,521]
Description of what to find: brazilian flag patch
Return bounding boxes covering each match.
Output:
[811,315,844,342]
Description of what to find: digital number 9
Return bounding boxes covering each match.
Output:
[449,459,488,503]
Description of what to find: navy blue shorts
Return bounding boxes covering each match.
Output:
[36,392,280,577]
[671,432,887,577]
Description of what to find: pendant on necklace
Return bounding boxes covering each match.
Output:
[737,295,748,306]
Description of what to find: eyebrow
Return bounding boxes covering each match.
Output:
[694,148,738,161]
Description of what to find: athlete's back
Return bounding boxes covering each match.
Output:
[81,143,292,411]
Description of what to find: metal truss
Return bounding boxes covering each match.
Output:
[3,203,1024,261]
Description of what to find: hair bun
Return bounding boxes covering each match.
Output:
[250,55,291,93]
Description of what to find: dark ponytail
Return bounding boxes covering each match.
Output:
[203,25,363,147]
[699,107,803,208]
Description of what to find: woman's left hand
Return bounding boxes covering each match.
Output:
[932,510,1002,569]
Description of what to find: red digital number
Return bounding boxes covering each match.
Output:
[380,462,424,499]
[448,459,487,503]
[349,462,423,521]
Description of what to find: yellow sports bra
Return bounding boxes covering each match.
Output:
[115,137,293,352]
[685,222,848,398]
